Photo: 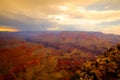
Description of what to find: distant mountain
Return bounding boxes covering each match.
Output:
[14,31,120,55]
[0,31,120,55]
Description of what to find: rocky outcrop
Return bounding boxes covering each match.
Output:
[73,44,120,80]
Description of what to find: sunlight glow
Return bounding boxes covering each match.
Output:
[58,6,69,11]
[0,27,19,32]
[46,26,60,31]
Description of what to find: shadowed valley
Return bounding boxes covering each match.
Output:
[0,31,120,80]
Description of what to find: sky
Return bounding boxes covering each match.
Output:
[0,0,120,34]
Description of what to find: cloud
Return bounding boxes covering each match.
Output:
[47,8,120,32]
[97,25,120,35]
[86,0,120,10]
[67,7,120,23]
[0,0,120,34]
[0,26,19,32]
[0,0,97,18]
[0,12,58,31]
[46,26,61,31]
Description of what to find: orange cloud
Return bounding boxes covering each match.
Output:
[0,26,19,32]
[0,0,120,34]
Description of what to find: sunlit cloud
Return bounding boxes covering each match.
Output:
[0,26,20,32]
[58,6,69,11]
[97,25,120,35]
[0,0,120,34]
[46,26,60,31]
